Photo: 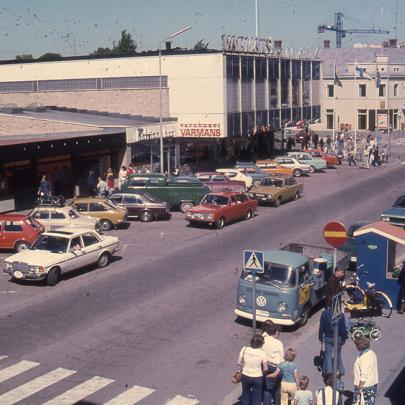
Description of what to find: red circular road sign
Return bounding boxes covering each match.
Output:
[323,221,347,248]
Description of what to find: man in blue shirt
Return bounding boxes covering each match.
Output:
[318,306,347,377]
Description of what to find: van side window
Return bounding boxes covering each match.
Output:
[4,221,23,232]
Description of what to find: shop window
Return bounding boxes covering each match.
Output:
[327,85,334,97]
[326,109,334,129]
[312,62,320,79]
[359,84,366,97]
[379,84,386,97]
[358,110,367,130]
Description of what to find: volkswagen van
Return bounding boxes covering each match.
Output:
[234,244,347,327]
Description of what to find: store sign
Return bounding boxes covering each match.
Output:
[180,123,221,137]
[377,114,388,129]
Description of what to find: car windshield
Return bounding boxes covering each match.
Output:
[26,217,42,230]
[393,197,405,208]
[67,209,80,219]
[31,234,69,253]
[201,195,229,205]
[105,200,118,209]
[242,262,296,287]
[261,178,284,187]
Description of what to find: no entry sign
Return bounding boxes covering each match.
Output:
[323,221,347,248]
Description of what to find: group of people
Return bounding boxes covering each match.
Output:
[236,266,379,405]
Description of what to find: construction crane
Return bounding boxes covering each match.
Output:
[318,12,390,48]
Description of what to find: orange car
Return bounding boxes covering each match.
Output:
[256,160,295,176]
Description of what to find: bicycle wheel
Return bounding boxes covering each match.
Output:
[345,285,364,304]
[373,291,392,318]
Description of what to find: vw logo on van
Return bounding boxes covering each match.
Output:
[256,296,267,307]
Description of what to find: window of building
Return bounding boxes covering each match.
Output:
[359,84,366,97]
[379,84,386,97]
[393,109,399,129]
[394,84,399,97]
[358,110,367,130]
[327,85,334,97]
[326,109,334,129]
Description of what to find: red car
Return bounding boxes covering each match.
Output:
[305,149,338,167]
[185,191,258,229]
[194,172,246,193]
[0,214,44,251]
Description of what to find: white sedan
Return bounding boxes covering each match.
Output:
[3,227,119,286]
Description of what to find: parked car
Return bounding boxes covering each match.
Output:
[233,164,269,183]
[255,160,295,177]
[70,197,127,231]
[30,206,100,232]
[274,157,312,177]
[249,174,303,207]
[3,227,119,286]
[185,191,258,229]
[107,192,170,222]
[121,173,209,213]
[381,195,405,227]
[304,149,338,167]
[215,169,254,188]
[194,172,246,192]
[0,214,44,252]
[287,152,327,173]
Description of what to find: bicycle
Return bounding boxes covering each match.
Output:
[344,269,393,318]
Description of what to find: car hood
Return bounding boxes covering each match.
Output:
[189,204,221,213]
[5,249,65,266]
[382,207,405,218]
[251,186,283,194]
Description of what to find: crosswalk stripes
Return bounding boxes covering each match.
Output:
[0,367,76,405]
[104,385,155,405]
[42,376,114,405]
[0,356,200,404]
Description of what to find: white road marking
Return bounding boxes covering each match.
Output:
[165,395,199,405]
[0,355,8,361]
[0,361,39,383]
[104,385,155,405]
[42,375,114,405]
[0,367,76,405]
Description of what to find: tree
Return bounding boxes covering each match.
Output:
[193,40,209,50]
[15,54,33,60]
[38,52,63,61]
[113,30,137,55]
[91,47,113,56]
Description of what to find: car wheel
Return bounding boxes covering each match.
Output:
[100,219,113,231]
[216,217,225,229]
[180,202,194,213]
[97,252,110,268]
[294,191,300,201]
[274,197,281,207]
[139,211,153,222]
[293,169,301,177]
[299,305,310,327]
[309,165,316,174]
[46,267,60,287]
[245,210,252,220]
[15,241,30,252]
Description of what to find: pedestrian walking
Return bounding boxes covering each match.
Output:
[325,266,345,308]
[348,147,356,166]
[315,374,342,405]
[96,177,107,197]
[237,334,268,405]
[118,166,128,189]
[397,261,405,314]
[293,375,313,405]
[38,175,52,197]
[318,306,348,377]
[352,336,378,405]
[278,348,299,405]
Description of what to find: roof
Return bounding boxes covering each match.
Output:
[353,221,405,245]
[45,227,101,237]
[72,197,107,203]
[263,250,308,267]
[207,191,242,197]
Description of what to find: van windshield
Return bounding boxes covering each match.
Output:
[242,262,296,287]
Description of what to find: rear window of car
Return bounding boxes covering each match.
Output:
[51,212,66,219]
[212,175,226,181]
[82,232,100,246]
[73,203,88,212]
[4,221,23,232]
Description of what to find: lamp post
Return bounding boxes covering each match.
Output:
[159,25,192,174]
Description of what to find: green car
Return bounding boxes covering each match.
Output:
[121,174,209,212]
[287,152,327,173]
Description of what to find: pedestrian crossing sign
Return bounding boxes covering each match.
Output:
[332,292,343,323]
[243,250,264,273]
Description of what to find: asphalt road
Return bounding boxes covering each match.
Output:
[0,156,405,405]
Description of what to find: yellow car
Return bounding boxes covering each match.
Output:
[249,174,303,207]
[256,159,295,176]
[70,197,127,231]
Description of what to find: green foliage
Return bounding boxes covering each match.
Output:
[15,54,33,60]
[193,39,209,50]
[38,52,63,61]
[91,47,113,56]
[91,30,137,56]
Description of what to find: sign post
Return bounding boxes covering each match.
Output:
[331,292,343,405]
[243,250,264,336]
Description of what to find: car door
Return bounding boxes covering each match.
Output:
[123,194,142,217]
[32,210,51,231]
[228,196,241,221]
[298,263,313,310]
[50,211,69,230]
[89,202,108,221]
[0,221,6,248]
[80,232,102,266]
[65,236,86,272]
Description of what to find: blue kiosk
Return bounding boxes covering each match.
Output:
[353,221,404,305]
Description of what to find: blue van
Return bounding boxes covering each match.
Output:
[234,244,346,327]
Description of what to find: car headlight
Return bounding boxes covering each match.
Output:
[28,265,45,274]
[267,194,273,199]
[239,294,247,305]
[4,262,12,270]
[204,213,214,220]
[249,193,255,198]
[278,302,287,312]
[381,216,389,222]
[185,212,192,218]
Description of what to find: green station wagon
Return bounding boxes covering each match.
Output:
[121,174,210,212]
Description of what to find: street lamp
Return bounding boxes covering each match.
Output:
[159,25,192,174]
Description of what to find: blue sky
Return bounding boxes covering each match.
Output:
[0,0,402,59]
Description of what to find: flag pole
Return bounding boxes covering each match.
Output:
[354,60,357,153]
[333,59,336,142]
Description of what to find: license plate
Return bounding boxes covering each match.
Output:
[256,309,269,317]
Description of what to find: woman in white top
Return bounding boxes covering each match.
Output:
[352,336,378,405]
[237,334,268,405]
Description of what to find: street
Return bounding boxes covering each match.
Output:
[1,159,405,404]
